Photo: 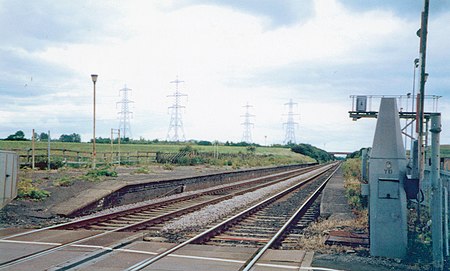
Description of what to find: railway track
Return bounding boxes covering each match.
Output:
[126,162,340,271]
[0,163,328,270]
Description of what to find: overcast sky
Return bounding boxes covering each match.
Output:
[0,0,449,152]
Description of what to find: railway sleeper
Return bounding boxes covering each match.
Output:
[216,232,274,238]
[125,214,155,219]
[223,228,278,234]
[88,225,118,230]
[118,217,149,222]
[97,222,130,227]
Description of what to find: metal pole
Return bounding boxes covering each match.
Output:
[118,129,121,165]
[93,81,96,169]
[110,128,113,164]
[418,0,429,190]
[430,114,443,270]
[47,130,51,170]
[444,186,449,257]
[91,74,98,169]
[405,94,409,149]
[411,58,419,152]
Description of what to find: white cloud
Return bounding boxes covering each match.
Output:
[1,0,448,152]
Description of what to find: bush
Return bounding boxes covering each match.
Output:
[342,158,366,210]
[179,145,195,152]
[342,158,361,180]
[17,178,51,201]
[291,143,334,162]
[86,168,118,177]
[82,166,118,182]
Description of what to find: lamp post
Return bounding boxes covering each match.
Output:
[91,74,98,169]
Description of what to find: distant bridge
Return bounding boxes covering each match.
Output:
[328,151,352,156]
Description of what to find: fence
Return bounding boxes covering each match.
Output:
[10,148,157,168]
[9,147,271,168]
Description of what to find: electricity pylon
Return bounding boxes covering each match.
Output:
[167,77,187,142]
[117,85,134,139]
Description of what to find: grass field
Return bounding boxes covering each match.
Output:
[0,140,302,156]
[2,141,448,157]
[441,145,450,157]
[0,140,315,168]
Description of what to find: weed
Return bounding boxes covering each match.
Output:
[133,167,150,174]
[162,163,174,170]
[81,166,117,182]
[17,178,51,201]
[342,158,366,210]
[53,176,74,187]
[86,166,118,177]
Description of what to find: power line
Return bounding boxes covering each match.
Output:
[241,102,254,143]
[117,85,134,139]
[166,76,187,142]
[283,98,299,144]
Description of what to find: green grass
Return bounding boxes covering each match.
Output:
[0,140,314,167]
[0,141,303,156]
[17,178,51,201]
[441,144,450,157]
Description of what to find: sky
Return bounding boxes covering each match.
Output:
[0,0,449,152]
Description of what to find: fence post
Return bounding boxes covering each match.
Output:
[47,130,51,170]
[32,129,35,170]
[63,149,67,164]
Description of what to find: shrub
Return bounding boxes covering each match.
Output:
[17,178,51,201]
[82,166,118,182]
[343,158,365,210]
[86,168,118,177]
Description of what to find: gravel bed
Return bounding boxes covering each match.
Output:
[160,165,332,234]
[72,169,303,222]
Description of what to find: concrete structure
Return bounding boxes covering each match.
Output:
[0,151,19,209]
[368,98,408,259]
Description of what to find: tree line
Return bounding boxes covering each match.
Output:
[290,143,335,163]
[3,131,335,163]
[2,130,81,142]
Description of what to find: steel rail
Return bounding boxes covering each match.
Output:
[125,163,336,271]
[1,164,318,239]
[74,165,321,232]
[0,165,319,269]
[240,163,341,271]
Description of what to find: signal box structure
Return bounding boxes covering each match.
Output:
[368,98,408,258]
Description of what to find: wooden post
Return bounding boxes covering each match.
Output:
[32,129,35,170]
[47,130,51,170]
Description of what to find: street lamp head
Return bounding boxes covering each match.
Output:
[91,74,98,83]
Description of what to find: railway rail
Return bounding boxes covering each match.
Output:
[126,162,340,271]
[0,163,332,270]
